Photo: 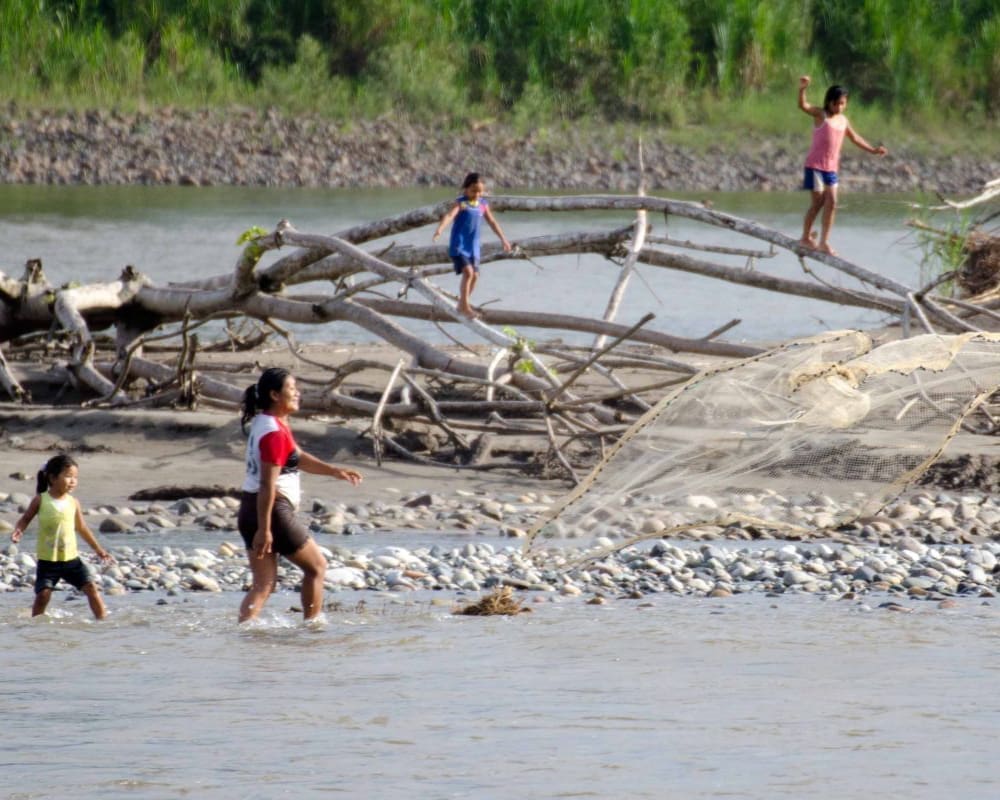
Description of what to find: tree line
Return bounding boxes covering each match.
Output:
[1,0,997,122]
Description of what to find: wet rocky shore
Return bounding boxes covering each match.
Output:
[1,485,998,608]
[1,107,994,195]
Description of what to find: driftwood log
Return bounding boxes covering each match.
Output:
[2,187,998,482]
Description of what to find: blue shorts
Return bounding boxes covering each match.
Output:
[803,168,838,191]
[35,558,95,593]
[451,255,479,275]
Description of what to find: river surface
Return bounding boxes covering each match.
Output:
[2,580,998,800]
[0,185,930,345]
[5,186,993,799]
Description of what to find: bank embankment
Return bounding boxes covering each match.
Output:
[1,108,995,195]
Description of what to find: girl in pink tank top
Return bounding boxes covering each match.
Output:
[797,75,889,255]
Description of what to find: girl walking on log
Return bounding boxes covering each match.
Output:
[11,454,113,619]
[798,75,888,255]
[433,172,512,319]
[238,367,363,623]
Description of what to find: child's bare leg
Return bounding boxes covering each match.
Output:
[82,583,107,620]
[458,265,479,318]
[801,192,824,246]
[32,588,52,617]
[818,187,839,254]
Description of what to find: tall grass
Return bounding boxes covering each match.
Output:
[811,0,979,110]
[0,0,995,137]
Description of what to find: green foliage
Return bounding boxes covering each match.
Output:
[0,0,997,126]
[238,0,419,81]
[236,225,268,245]
[143,20,242,104]
[969,14,1000,116]
[914,212,975,295]
[256,35,356,115]
[810,0,998,113]
[681,0,809,95]
[236,224,269,263]
[446,0,691,120]
[502,325,537,374]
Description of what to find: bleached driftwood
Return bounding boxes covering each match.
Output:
[2,190,994,479]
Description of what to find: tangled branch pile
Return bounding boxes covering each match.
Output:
[2,186,1000,482]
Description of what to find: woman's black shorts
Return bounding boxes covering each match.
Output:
[237,492,310,556]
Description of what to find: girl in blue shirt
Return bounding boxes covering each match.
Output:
[433,172,512,319]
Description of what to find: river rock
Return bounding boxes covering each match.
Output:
[9,492,33,508]
[326,567,367,589]
[186,573,222,592]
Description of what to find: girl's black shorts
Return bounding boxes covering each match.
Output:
[35,558,94,593]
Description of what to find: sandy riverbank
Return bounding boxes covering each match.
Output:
[2,331,1000,605]
[0,344,997,523]
[0,335,996,522]
[0,403,544,510]
[0,338,572,516]
[2,396,1000,605]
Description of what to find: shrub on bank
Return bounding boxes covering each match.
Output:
[0,0,996,134]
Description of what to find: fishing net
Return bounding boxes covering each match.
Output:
[526,330,1000,559]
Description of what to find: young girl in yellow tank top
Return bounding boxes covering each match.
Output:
[11,454,113,619]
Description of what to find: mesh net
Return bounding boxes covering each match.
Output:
[526,330,1000,560]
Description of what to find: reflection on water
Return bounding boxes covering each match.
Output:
[0,185,929,345]
[2,590,999,799]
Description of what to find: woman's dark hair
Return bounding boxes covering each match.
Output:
[240,367,291,433]
[461,171,481,189]
[37,453,78,495]
[823,85,848,114]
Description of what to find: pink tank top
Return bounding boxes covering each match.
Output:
[804,117,847,172]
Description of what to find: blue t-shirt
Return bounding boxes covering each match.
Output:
[448,195,488,261]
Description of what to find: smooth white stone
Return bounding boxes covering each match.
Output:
[978,509,1000,525]
[686,495,718,510]
[968,549,997,571]
[775,546,802,563]
[783,569,812,586]
[641,518,665,534]
[890,504,922,521]
[968,565,989,584]
[187,573,221,592]
[812,512,837,529]
[326,567,367,589]
[927,508,955,528]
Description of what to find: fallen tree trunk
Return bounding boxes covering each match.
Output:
[4,189,994,480]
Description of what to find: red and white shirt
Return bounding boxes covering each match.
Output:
[242,413,301,508]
